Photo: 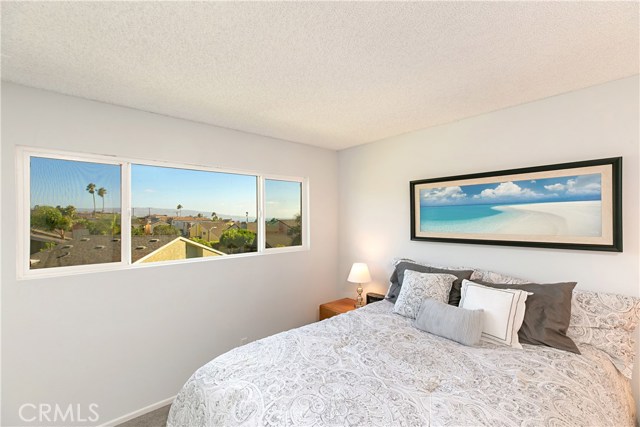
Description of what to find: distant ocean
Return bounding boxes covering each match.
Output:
[422,204,502,222]
[420,200,602,236]
[421,204,514,234]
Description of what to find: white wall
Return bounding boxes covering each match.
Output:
[1,83,339,426]
[338,76,640,410]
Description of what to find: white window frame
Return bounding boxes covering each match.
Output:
[16,146,309,280]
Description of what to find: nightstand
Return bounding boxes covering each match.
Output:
[366,292,385,304]
[319,298,356,321]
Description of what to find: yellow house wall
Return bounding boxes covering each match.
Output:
[189,224,200,239]
[142,239,188,263]
[141,239,223,263]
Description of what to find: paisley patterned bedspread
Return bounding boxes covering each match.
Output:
[167,301,636,426]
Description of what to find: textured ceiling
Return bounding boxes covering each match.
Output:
[2,2,638,150]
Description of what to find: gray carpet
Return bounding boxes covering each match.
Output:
[116,405,171,427]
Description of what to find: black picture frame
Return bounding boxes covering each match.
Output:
[410,157,622,252]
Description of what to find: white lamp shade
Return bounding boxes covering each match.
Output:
[347,262,371,284]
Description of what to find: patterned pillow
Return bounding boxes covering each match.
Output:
[469,269,530,285]
[387,261,473,305]
[393,270,457,319]
[567,290,640,379]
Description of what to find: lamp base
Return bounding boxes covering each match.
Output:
[355,285,364,308]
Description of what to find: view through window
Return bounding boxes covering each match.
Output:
[23,149,307,276]
[265,179,302,248]
[29,157,122,269]
[131,164,258,264]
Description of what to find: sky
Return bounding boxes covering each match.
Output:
[131,164,258,218]
[31,157,121,210]
[420,173,602,207]
[265,179,302,219]
[31,159,302,219]
[131,165,299,219]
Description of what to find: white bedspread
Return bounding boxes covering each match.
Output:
[167,300,636,426]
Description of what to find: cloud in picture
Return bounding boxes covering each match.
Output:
[544,183,565,192]
[473,181,542,200]
[543,174,601,196]
[566,175,601,195]
[421,186,467,203]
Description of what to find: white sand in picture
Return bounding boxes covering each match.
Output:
[492,200,602,236]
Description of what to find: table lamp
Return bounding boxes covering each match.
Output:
[347,262,371,308]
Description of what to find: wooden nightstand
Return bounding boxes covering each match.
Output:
[319,298,356,321]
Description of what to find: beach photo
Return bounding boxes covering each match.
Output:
[419,175,602,236]
[410,158,621,251]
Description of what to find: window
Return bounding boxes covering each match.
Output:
[264,179,302,249]
[28,156,122,270]
[130,164,257,264]
[18,148,308,278]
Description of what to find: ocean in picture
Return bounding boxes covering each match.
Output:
[419,174,603,236]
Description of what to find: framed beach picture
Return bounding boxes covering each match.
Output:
[410,157,622,252]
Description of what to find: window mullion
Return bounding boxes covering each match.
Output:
[121,162,132,265]
[257,176,265,252]
[17,148,30,278]
[302,178,309,249]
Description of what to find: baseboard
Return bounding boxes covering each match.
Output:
[98,395,176,427]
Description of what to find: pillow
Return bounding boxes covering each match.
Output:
[393,271,457,319]
[469,269,530,285]
[413,298,484,346]
[567,290,640,379]
[473,280,579,354]
[387,260,473,306]
[460,280,529,349]
[390,258,531,286]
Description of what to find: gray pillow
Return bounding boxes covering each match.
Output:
[474,280,580,354]
[387,261,474,306]
[413,298,484,346]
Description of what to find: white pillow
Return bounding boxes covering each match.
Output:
[393,270,457,319]
[460,280,529,349]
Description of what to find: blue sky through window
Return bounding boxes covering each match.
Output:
[31,158,302,219]
[30,157,121,211]
[131,164,258,219]
[265,179,302,220]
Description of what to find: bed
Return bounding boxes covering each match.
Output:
[167,262,639,426]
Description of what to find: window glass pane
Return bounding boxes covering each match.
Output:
[131,164,257,263]
[29,157,122,269]
[265,179,302,248]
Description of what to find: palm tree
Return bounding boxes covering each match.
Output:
[177,204,183,217]
[86,183,96,216]
[98,187,107,213]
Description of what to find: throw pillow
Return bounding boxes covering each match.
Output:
[413,298,484,346]
[393,271,457,319]
[460,280,529,349]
